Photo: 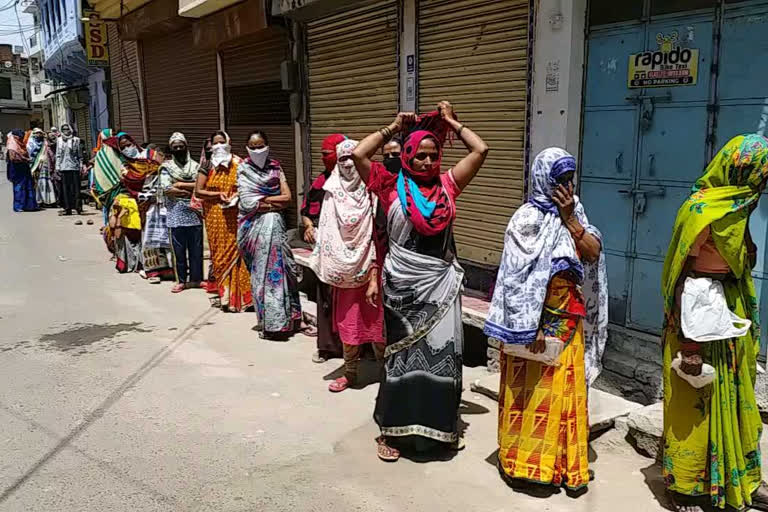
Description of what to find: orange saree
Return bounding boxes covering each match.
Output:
[202,156,252,312]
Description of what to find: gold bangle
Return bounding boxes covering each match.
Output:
[456,124,465,137]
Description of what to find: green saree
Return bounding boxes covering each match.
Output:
[661,134,768,510]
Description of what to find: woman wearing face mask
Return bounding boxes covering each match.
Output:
[352,101,488,461]
[160,132,203,292]
[484,148,606,492]
[301,133,347,363]
[55,124,83,216]
[308,139,385,392]
[195,131,253,312]
[237,130,302,338]
[29,129,56,208]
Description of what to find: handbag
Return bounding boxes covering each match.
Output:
[143,203,170,249]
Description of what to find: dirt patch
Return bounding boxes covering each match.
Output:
[38,322,151,353]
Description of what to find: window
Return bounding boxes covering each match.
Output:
[589,0,643,27]
[651,0,717,15]
[0,77,12,99]
[29,34,36,48]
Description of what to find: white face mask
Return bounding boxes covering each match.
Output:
[338,157,356,179]
[247,146,269,169]
[211,143,232,168]
[122,145,139,159]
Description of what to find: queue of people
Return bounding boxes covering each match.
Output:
[8,101,768,510]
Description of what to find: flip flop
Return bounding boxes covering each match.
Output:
[171,283,186,294]
[300,325,318,337]
[312,351,327,364]
[87,220,94,225]
[376,437,400,462]
[74,220,83,225]
[328,376,350,393]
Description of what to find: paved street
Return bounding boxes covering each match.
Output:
[0,173,705,511]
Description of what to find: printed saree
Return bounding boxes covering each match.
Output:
[661,134,768,510]
[203,156,252,312]
[236,157,301,333]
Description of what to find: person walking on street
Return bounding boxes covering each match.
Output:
[160,132,203,293]
[308,138,385,392]
[353,101,488,461]
[195,131,252,312]
[484,147,607,492]
[237,130,302,339]
[56,124,83,216]
[661,134,768,512]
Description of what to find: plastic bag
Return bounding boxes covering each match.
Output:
[681,277,751,342]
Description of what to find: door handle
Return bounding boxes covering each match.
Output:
[648,153,655,176]
[635,191,647,214]
[618,188,633,196]
[615,152,623,173]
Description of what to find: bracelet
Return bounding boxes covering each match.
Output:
[456,124,465,137]
[378,127,393,142]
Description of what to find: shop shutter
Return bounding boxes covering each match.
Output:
[75,106,92,152]
[418,0,530,266]
[108,24,144,141]
[220,28,297,228]
[306,0,398,179]
[141,29,219,153]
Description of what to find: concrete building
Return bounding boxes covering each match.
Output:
[0,44,33,133]
[22,0,53,129]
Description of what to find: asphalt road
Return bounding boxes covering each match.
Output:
[0,170,687,511]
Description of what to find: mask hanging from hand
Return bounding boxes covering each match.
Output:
[247,146,270,169]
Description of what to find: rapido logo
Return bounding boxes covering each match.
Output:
[634,31,692,69]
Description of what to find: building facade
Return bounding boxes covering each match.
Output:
[0,44,34,133]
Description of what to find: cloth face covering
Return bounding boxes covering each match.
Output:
[247,146,270,169]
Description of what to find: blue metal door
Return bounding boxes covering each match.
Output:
[582,3,716,334]
[583,0,768,354]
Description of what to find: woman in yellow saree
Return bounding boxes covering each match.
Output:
[485,147,607,491]
[662,134,768,512]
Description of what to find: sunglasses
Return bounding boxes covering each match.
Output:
[383,152,401,159]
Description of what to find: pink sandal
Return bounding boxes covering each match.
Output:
[328,376,350,393]
[376,437,400,462]
[171,283,186,294]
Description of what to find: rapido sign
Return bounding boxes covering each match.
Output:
[85,13,109,67]
[628,31,698,88]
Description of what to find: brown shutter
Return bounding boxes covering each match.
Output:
[220,29,297,228]
[418,0,531,266]
[108,24,144,140]
[306,0,399,179]
[141,29,219,153]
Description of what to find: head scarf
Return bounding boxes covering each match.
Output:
[396,130,456,236]
[308,139,377,288]
[60,123,74,140]
[301,133,346,222]
[484,147,608,384]
[161,132,198,183]
[210,131,232,168]
[7,130,28,162]
[26,130,44,160]
[662,135,768,328]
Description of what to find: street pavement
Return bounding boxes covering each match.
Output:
[0,170,714,511]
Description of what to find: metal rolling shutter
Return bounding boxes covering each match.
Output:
[220,29,298,228]
[306,0,398,179]
[141,30,219,153]
[418,0,530,266]
[108,24,143,141]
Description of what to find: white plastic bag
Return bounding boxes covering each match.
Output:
[681,277,751,342]
[503,337,564,367]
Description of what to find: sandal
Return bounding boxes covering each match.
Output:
[312,351,327,364]
[376,437,400,462]
[74,220,83,225]
[300,324,318,337]
[148,276,161,284]
[329,376,350,393]
[171,283,186,294]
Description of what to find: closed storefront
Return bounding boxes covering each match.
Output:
[418,0,531,266]
[582,0,768,348]
[220,28,297,227]
[141,29,219,152]
[107,23,144,140]
[305,0,399,178]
